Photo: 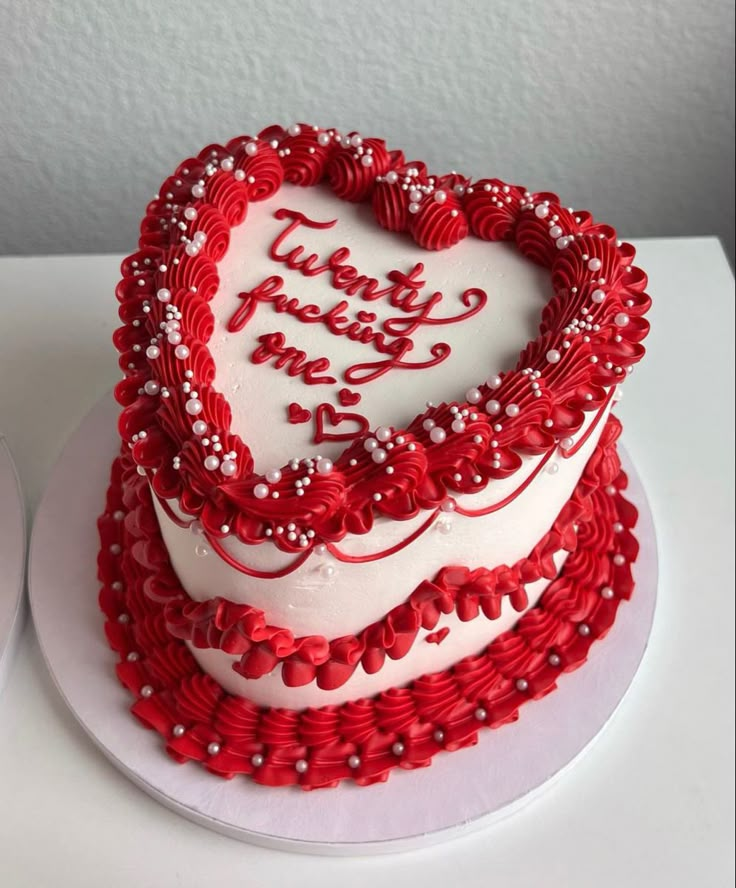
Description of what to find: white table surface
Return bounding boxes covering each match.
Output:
[0,238,733,886]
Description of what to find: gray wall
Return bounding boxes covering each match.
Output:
[1,0,733,260]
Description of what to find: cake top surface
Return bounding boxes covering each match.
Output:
[114,123,651,558]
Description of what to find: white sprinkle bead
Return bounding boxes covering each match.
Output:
[146,346,160,360]
[316,457,333,474]
[265,469,282,484]
[546,349,561,363]
[549,225,563,239]
[364,438,379,453]
[204,455,220,471]
[185,398,203,415]
[207,742,221,756]
[140,685,154,698]
[175,344,190,359]
[485,400,501,415]
[422,418,436,431]
[347,754,361,769]
[601,586,615,599]
[615,312,630,327]
[433,730,445,743]
[516,678,529,692]
[172,724,186,737]
[392,742,405,756]
[245,141,258,156]
[192,420,207,435]
[144,380,160,396]
[613,553,626,566]
[466,387,482,404]
[591,288,606,303]
[430,427,447,444]
[548,653,561,667]
[295,759,309,774]
[560,436,575,451]
[451,419,466,434]
[505,403,520,418]
[474,707,487,721]
[253,483,269,499]
[578,623,591,637]
[588,257,602,271]
[156,288,172,303]
[535,204,550,218]
[221,460,237,476]
[372,448,388,464]
[167,331,182,346]
[191,184,205,199]
[376,426,392,443]
[487,374,502,389]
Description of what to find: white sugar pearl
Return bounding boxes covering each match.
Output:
[505,403,520,418]
[466,387,482,404]
[409,189,423,203]
[535,204,550,218]
[172,724,186,737]
[221,460,237,476]
[376,426,392,443]
[204,456,220,471]
[451,419,466,434]
[546,349,561,364]
[487,374,502,389]
[320,563,335,579]
[560,436,575,451]
[516,678,529,692]
[591,288,606,303]
[548,653,561,667]
[244,141,258,156]
[422,418,436,431]
[392,742,405,756]
[485,400,501,415]
[347,754,361,769]
[317,132,331,146]
[140,685,154,698]
[613,553,626,566]
[361,154,374,167]
[192,420,207,435]
[207,742,221,756]
[144,380,160,396]
[156,288,172,303]
[372,448,388,464]
[549,225,563,239]
[578,623,591,637]
[386,170,399,184]
[433,730,445,743]
[253,483,269,499]
[588,258,602,271]
[191,184,205,198]
[408,202,420,214]
[364,438,378,453]
[434,190,447,203]
[146,346,160,359]
[185,398,203,415]
[317,457,333,474]
[615,312,630,327]
[430,427,446,444]
[167,331,182,346]
[175,345,190,359]
[265,469,282,484]
[601,586,615,599]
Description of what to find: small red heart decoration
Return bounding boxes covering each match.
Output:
[356,310,377,323]
[287,402,312,424]
[338,388,361,407]
[314,403,369,444]
[425,627,451,645]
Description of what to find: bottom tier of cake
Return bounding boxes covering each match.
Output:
[98,416,639,790]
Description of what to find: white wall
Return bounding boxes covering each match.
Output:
[1,0,733,260]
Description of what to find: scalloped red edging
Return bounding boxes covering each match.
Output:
[98,417,639,790]
[113,123,651,561]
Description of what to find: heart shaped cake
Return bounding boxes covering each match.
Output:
[99,123,650,789]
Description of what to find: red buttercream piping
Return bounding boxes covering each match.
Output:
[99,425,639,789]
[114,123,651,561]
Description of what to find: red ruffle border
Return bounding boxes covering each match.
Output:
[98,422,639,790]
[113,123,651,558]
[108,417,625,693]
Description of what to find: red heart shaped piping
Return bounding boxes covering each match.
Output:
[287,402,312,424]
[314,403,370,444]
[338,388,361,407]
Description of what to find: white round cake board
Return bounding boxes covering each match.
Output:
[0,436,27,697]
[29,394,657,855]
